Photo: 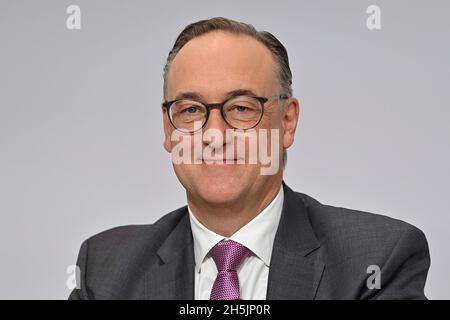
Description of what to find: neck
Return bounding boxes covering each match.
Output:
[187,180,282,237]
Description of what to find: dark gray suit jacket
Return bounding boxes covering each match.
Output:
[69,183,430,300]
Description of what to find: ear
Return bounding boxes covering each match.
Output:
[162,106,173,153]
[282,97,300,149]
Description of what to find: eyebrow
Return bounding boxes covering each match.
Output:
[173,88,260,102]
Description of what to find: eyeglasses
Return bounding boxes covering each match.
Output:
[162,94,289,133]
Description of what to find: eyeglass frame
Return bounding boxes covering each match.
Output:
[162,93,289,133]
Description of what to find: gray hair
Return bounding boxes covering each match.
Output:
[162,17,293,99]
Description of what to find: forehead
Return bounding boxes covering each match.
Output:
[166,31,278,100]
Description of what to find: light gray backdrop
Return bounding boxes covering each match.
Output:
[0,0,449,299]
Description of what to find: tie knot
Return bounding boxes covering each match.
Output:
[209,240,251,272]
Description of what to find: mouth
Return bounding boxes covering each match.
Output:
[202,158,241,165]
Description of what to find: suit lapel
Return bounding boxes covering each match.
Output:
[266,182,325,300]
[144,182,324,300]
[144,209,195,299]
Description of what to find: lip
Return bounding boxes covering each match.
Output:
[202,159,240,165]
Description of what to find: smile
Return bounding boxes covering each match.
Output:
[202,159,239,165]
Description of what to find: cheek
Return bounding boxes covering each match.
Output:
[261,109,283,128]
[258,112,284,149]
[172,163,196,191]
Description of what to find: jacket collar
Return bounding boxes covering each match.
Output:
[144,181,324,300]
[266,182,325,299]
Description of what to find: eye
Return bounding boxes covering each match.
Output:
[186,106,198,113]
[235,105,250,112]
[178,105,201,114]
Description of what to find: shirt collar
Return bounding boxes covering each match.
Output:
[188,185,284,273]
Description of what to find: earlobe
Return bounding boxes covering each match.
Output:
[164,137,172,153]
[282,98,300,149]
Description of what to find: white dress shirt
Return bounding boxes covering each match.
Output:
[188,186,284,300]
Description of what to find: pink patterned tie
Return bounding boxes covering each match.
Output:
[209,239,251,300]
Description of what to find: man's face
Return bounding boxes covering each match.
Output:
[163,31,298,206]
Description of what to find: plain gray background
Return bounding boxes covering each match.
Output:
[0,0,449,299]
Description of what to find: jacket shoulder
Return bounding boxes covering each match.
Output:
[296,191,426,259]
[86,205,188,249]
[72,206,188,299]
[294,191,429,299]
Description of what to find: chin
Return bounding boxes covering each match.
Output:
[197,178,244,204]
[175,164,260,205]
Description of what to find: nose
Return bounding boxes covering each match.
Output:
[202,109,230,149]
[204,109,228,131]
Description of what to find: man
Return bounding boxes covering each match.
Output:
[69,17,430,300]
